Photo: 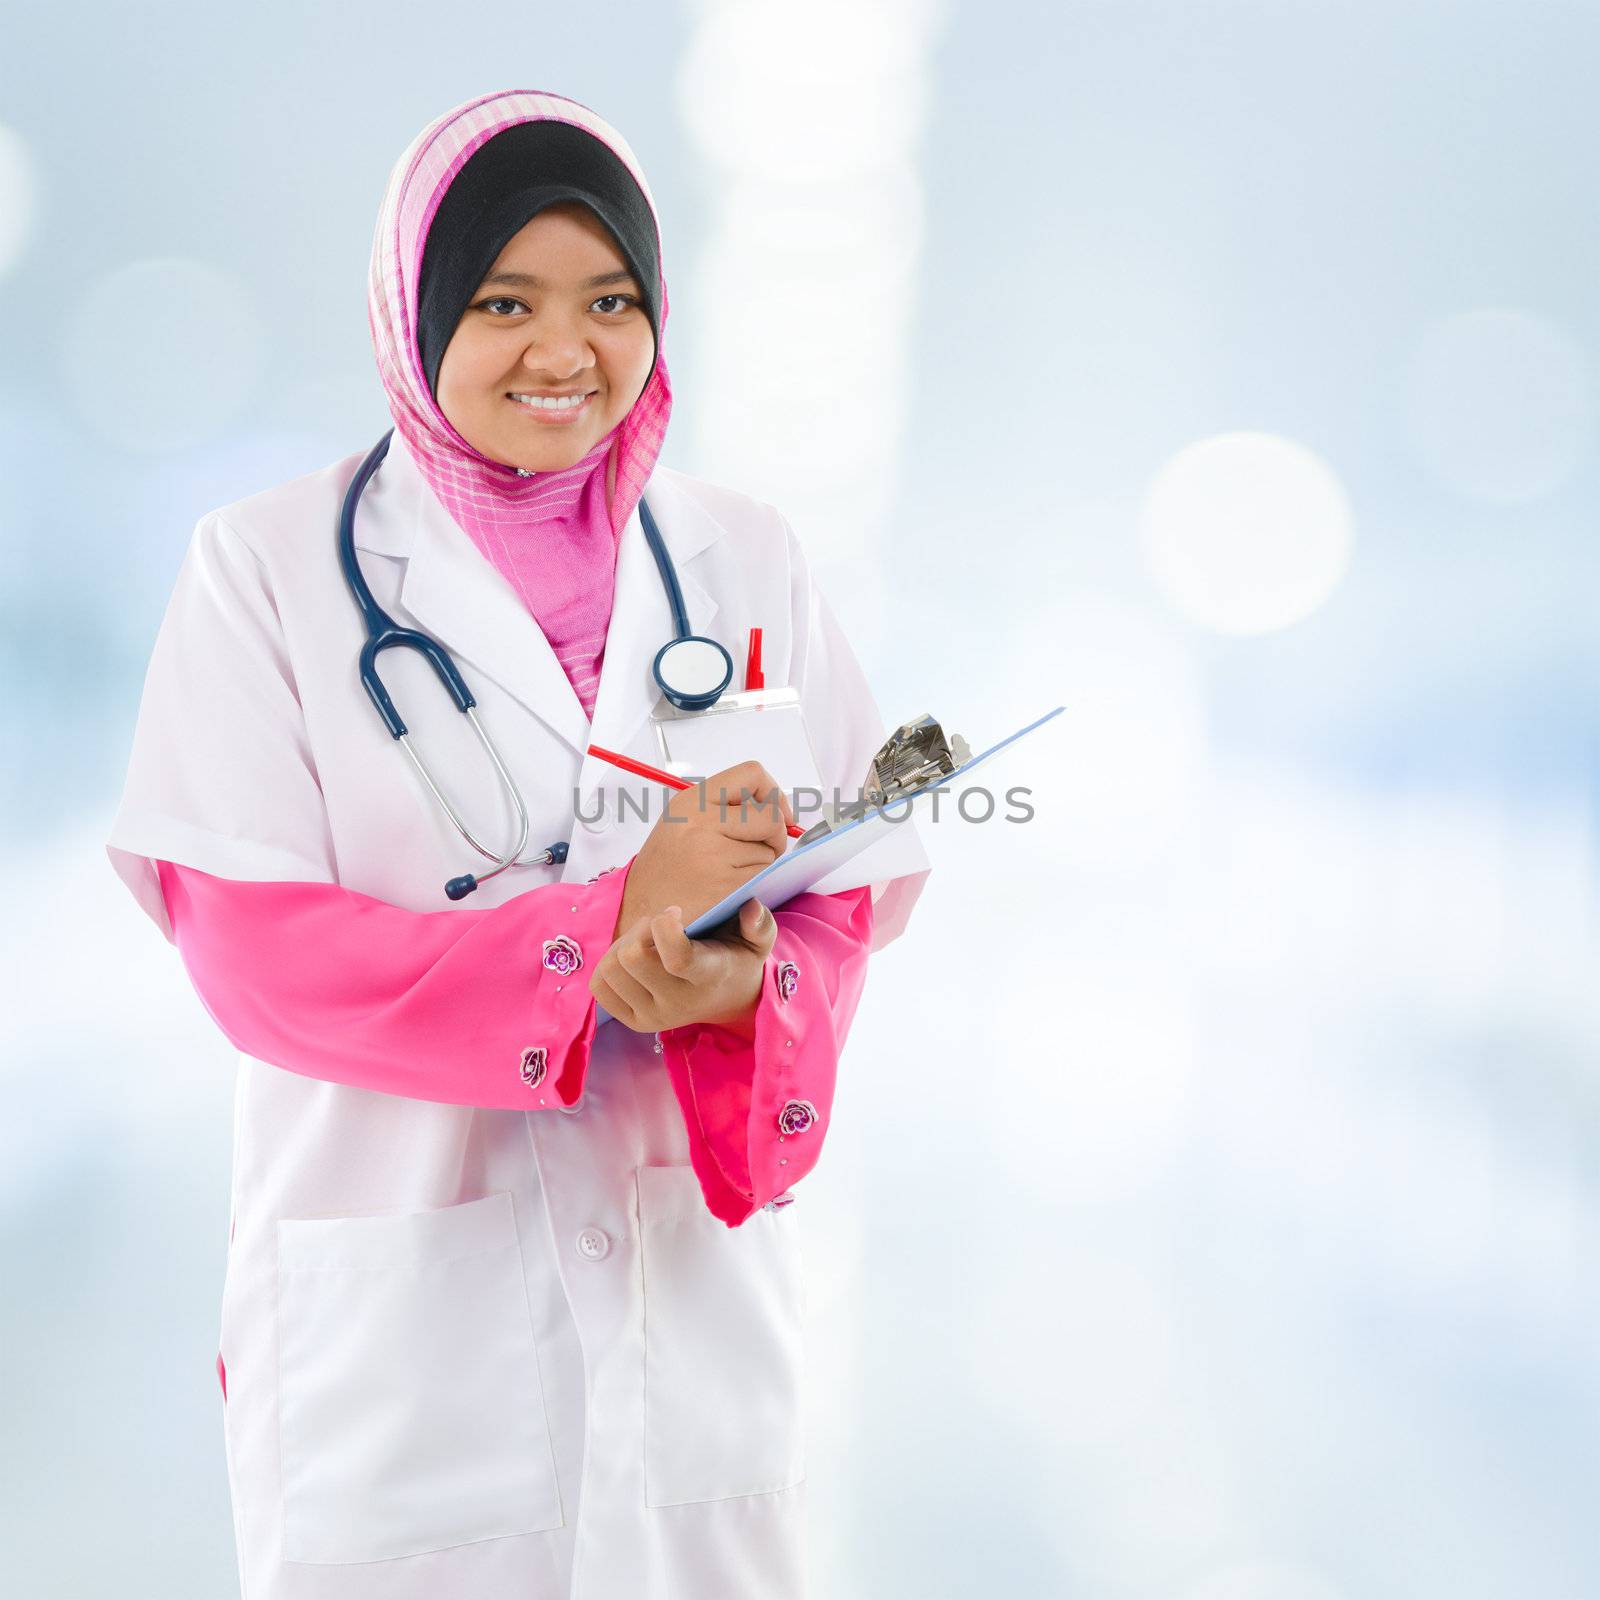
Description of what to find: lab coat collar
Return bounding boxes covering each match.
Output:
[356,426,723,764]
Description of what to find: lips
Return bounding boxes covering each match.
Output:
[507,390,598,423]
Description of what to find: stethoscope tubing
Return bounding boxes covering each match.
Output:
[337,428,727,899]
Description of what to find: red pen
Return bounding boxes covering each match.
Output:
[587,741,804,838]
[744,627,764,691]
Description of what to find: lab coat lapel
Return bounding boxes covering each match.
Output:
[355,435,723,766]
[397,484,591,758]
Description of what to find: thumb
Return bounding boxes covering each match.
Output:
[742,898,775,945]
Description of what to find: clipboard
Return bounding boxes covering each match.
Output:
[682,703,1064,936]
[593,705,1063,1026]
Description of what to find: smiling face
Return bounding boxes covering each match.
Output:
[435,202,656,472]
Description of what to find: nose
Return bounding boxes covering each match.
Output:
[519,308,591,381]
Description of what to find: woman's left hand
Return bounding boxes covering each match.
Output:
[589,897,777,1037]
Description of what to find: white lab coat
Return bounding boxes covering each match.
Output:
[105,425,931,1600]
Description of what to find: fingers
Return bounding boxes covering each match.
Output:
[598,908,728,1032]
[703,761,794,849]
[598,959,654,1020]
[589,970,637,1028]
[615,925,672,1006]
[739,768,796,830]
[596,918,660,1017]
[649,906,701,979]
[596,902,771,1034]
[616,909,717,1003]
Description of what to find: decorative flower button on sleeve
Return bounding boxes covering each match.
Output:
[518,1047,549,1089]
[542,934,584,976]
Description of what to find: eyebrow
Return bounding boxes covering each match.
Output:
[479,269,638,290]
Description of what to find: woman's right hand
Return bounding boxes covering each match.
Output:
[611,760,795,939]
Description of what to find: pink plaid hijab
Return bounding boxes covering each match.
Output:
[366,90,673,717]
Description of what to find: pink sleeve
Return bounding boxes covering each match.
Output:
[155,856,635,1110]
[657,885,875,1228]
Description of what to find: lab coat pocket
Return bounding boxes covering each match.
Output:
[637,1164,806,1507]
[275,1191,564,1564]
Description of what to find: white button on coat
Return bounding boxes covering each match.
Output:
[104,422,932,1598]
[575,1227,611,1261]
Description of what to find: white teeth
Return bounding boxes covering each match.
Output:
[513,392,590,411]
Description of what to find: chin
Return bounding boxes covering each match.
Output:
[516,440,592,472]
[477,427,588,474]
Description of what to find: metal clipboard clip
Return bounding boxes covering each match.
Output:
[794,713,971,847]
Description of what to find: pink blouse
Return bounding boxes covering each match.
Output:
[155,857,874,1226]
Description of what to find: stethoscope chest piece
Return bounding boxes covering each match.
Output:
[653,634,734,712]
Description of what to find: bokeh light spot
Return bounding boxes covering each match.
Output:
[1140,431,1354,635]
[0,123,36,276]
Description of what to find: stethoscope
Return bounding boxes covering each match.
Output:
[339,428,734,901]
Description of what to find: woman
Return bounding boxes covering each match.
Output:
[107,89,930,1599]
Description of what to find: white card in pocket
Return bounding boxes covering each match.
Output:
[650,688,827,810]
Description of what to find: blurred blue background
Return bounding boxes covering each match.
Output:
[2,2,1595,1596]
